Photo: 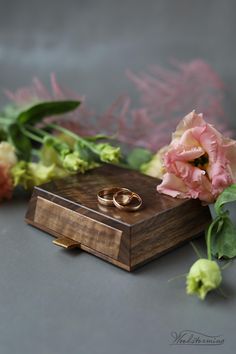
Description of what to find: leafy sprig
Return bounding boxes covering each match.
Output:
[206,184,236,259]
[0,100,122,189]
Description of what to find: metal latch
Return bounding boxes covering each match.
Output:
[52,237,81,249]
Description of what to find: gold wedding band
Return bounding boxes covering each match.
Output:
[113,190,142,212]
[97,187,131,206]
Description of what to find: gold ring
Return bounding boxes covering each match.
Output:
[97,187,131,206]
[113,190,142,212]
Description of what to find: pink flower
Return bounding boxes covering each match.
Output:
[0,164,13,201]
[5,60,233,152]
[0,142,17,202]
[157,111,236,203]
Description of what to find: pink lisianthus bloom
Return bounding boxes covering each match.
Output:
[157,111,236,203]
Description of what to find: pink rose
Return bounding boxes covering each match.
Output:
[157,111,236,203]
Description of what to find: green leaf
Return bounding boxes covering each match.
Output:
[84,134,113,142]
[0,128,7,142]
[207,184,236,260]
[8,123,32,161]
[17,100,80,126]
[210,216,236,259]
[127,148,153,170]
[1,104,21,121]
[74,141,96,163]
[215,184,236,215]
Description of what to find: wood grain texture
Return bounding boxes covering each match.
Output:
[130,198,211,269]
[34,196,123,259]
[25,164,212,271]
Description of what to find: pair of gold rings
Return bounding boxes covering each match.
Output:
[97,187,142,212]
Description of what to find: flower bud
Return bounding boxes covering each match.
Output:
[186,259,222,300]
[62,152,89,173]
[95,143,120,163]
[11,161,58,189]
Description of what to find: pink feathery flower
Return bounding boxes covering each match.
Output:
[125,60,232,149]
[4,61,233,151]
[5,73,84,105]
[93,60,232,151]
[5,73,92,126]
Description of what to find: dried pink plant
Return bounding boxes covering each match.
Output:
[5,73,84,105]
[124,60,231,150]
[4,61,232,151]
[86,60,231,151]
[5,73,94,127]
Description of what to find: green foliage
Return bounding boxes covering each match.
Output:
[7,123,32,161]
[214,184,236,215]
[127,147,153,170]
[210,215,236,259]
[17,101,80,125]
[0,128,7,141]
[1,99,122,191]
[207,184,236,259]
[1,100,80,160]
[74,141,96,163]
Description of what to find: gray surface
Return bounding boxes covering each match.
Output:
[1,1,236,353]
[1,198,236,354]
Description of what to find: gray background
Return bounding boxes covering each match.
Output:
[0,1,236,353]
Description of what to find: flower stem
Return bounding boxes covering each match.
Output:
[0,117,11,125]
[47,123,79,140]
[47,123,100,156]
[190,241,202,259]
[221,259,233,270]
[26,125,51,137]
[168,273,188,282]
[32,149,40,157]
[206,216,221,261]
[20,126,44,144]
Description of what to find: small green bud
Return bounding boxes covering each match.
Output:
[43,136,70,157]
[95,143,120,163]
[62,152,89,173]
[11,161,58,189]
[186,259,222,300]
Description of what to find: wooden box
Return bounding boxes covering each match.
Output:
[25,165,211,271]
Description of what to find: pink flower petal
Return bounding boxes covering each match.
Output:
[157,173,190,198]
[157,111,236,203]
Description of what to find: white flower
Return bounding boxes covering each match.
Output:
[0,142,17,169]
[142,145,168,179]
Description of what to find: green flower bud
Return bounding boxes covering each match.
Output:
[42,136,70,159]
[11,161,28,188]
[40,144,62,167]
[186,259,222,300]
[62,152,89,173]
[11,161,67,189]
[95,143,120,163]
